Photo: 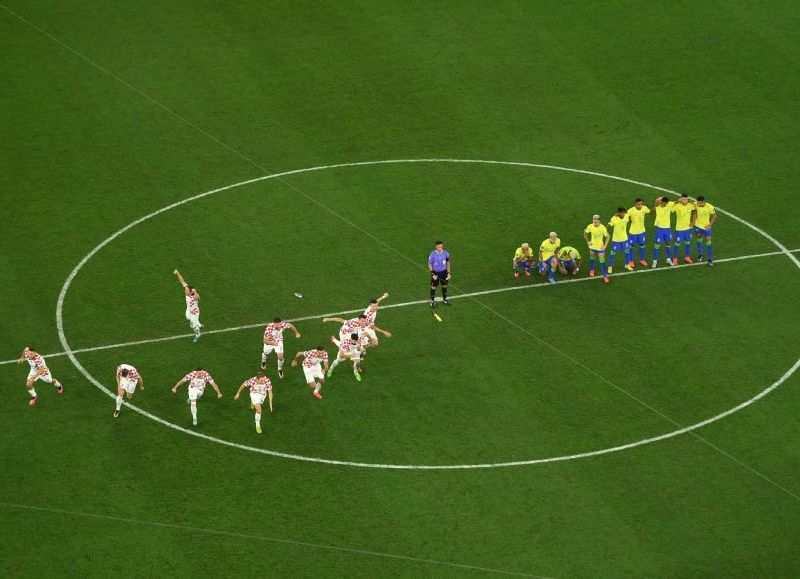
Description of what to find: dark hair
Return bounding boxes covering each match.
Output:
[697,195,705,202]
[120,368,129,377]
[680,193,689,199]
[195,367,203,371]
[435,240,443,245]
[256,372,264,378]
[273,317,281,323]
[634,198,642,203]
[187,285,195,291]
[617,207,625,213]
[358,314,367,320]
[661,196,669,202]
[370,299,378,304]
[350,333,359,340]
[316,345,324,350]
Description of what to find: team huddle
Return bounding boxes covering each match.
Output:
[513,195,717,284]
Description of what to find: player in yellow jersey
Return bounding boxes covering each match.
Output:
[512,242,536,278]
[693,195,717,266]
[582,215,610,284]
[557,246,581,275]
[652,196,676,268]
[607,208,635,274]
[625,198,651,267]
[538,232,561,285]
[672,193,696,264]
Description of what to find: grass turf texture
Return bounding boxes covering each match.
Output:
[2,0,800,576]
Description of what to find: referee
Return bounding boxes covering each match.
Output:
[428,240,451,308]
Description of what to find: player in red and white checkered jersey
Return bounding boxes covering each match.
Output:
[261,317,301,378]
[17,346,64,407]
[322,314,369,344]
[234,374,273,434]
[291,347,329,399]
[326,332,366,382]
[173,269,202,342]
[114,363,144,418]
[362,292,393,348]
[171,368,222,426]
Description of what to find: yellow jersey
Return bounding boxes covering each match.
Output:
[695,203,716,228]
[608,215,630,242]
[673,201,695,231]
[540,238,561,260]
[558,246,581,261]
[654,202,675,229]
[626,205,650,234]
[514,246,535,262]
[584,223,609,250]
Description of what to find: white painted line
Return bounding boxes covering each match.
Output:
[52,159,800,469]
[3,247,795,367]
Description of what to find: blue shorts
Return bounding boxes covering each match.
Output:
[539,256,556,271]
[654,227,672,244]
[694,226,712,238]
[561,259,575,267]
[611,240,630,252]
[515,260,536,270]
[629,232,646,246]
[675,229,692,243]
[589,248,605,256]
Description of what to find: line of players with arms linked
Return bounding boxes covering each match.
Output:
[513,195,717,285]
[17,269,393,435]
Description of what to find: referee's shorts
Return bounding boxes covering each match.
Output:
[430,270,449,286]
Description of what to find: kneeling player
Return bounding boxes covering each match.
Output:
[512,243,536,278]
[291,347,329,399]
[17,346,64,406]
[114,364,143,418]
[171,368,222,426]
[234,374,272,434]
[327,333,365,382]
[557,246,582,275]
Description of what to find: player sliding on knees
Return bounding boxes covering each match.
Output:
[291,347,329,399]
[234,374,273,434]
[538,232,561,285]
[173,269,202,342]
[114,364,143,418]
[362,292,392,347]
[261,317,301,378]
[17,346,64,406]
[327,333,367,382]
[171,368,222,426]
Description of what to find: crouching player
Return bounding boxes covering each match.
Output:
[291,347,329,399]
[327,333,365,382]
[557,246,582,275]
[512,243,537,278]
[694,196,717,266]
[171,368,222,426]
[234,374,272,434]
[538,232,561,285]
[17,346,64,406]
[114,364,143,418]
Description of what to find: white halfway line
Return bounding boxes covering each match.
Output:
[3,247,796,367]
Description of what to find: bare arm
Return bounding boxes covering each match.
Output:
[171,377,187,394]
[210,380,222,398]
[709,213,717,227]
[267,390,273,413]
[17,347,29,363]
[290,351,304,367]
[138,376,144,391]
[372,324,392,338]
[603,234,610,250]
[173,270,190,296]
[376,292,389,304]
[287,323,301,338]
[583,232,591,247]
[322,317,347,324]
[234,383,247,400]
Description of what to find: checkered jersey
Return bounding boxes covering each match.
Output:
[185,294,200,315]
[117,364,138,381]
[264,321,289,343]
[27,354,49,373]
[363,305,377,325]
[340,318,362,336]
[244,376,272,394]
[303,350,328,368]
[183,370,213,391]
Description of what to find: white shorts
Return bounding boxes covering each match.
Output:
[263,343,284,356]
[339,348,361,362]
[186,310,200,327]
[364,328,378,343]
[120,378,137,394]
[249,391,266,406]
[188,386,204,401]
[27,370,53,384]
[303,366,324,383]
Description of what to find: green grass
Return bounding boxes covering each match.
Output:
[2,1,800,576]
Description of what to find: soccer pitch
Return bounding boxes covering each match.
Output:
[2,1,800,576]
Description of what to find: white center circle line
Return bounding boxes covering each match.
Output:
[55,159,800,469]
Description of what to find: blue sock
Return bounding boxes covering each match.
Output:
[639,245,645,260]
[684,242,691,258]
[626,247,634,263]
[697,240,704,257]
[707,242,713,262]
[653,244,660,260]
[548,267,555,281]
[666,245,672,259]
[590,257,596,271]
[608,251,616,267]
[600,258,608,276]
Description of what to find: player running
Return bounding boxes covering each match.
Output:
[261,317,301,378]
[173,269,202,342]
[17,346,64,406]
[607,208,634,273]
[291,347,330,399]
[327,333,366,382]
[694,196,717,266]
[428,240,451,307]
[362,292,392,346]
[234,374,273,434]
[673,193,696,264]
[322,315,369,343]
[626,198,651,267]
[652,197,676,268]
[512,242,537,278]
[171,368,222,426]
[557,246,582,275]
[538,232,561,285]
[583,215,610,284]
[114,364,143,418]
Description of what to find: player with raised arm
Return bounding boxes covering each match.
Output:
[291,347,330,399]
[583,215,610,284]
[512,242,536,278]
[557,246,582,275]
[114,364,143,418]
[607,208,634,274]
[673,193,696,264]
[17,346,64,406]
[538,232,561,285]
[652,197,675,268]
[626,198,651,267]
[694,196,717,266]
[171,368,222,426]
[260,317,301,378]
[173,269,202,342]
[362,293,392,346]
[327,333,366,382]
[234,374,272,434]
[428,240,451,307]
[322,315,368,343]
